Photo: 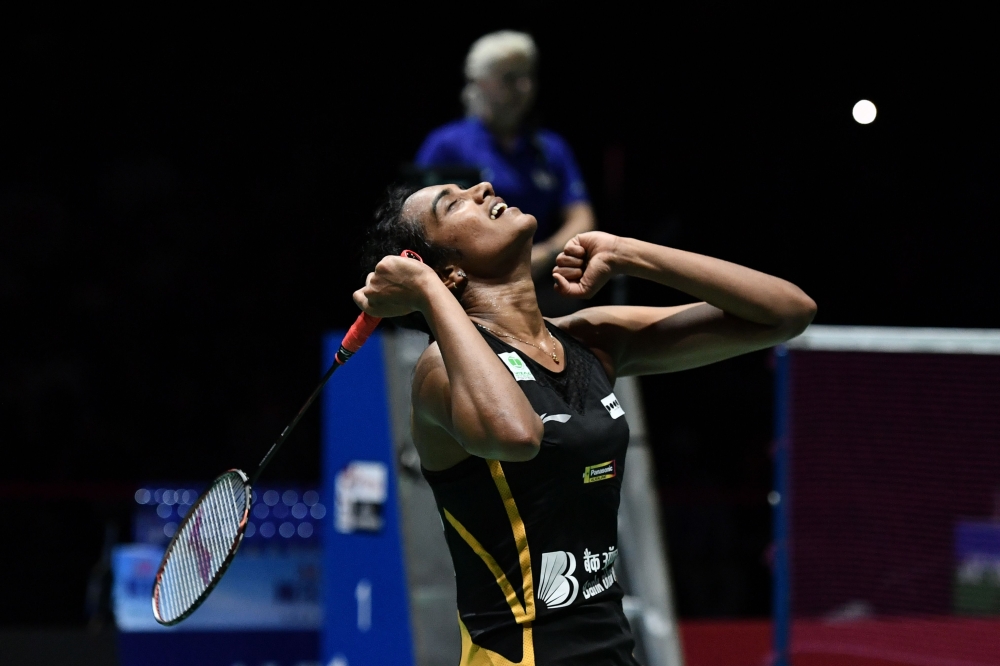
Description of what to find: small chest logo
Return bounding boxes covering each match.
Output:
[498,352,535,382]
[583,460,616,484]
[601,393,625,419]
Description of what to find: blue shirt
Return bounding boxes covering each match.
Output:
[415,118,589,240]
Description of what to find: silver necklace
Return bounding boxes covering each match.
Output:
[476,322,560,365]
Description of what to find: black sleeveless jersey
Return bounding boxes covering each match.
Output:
[422,322,641,665]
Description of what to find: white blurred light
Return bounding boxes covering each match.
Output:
[154,488,165,503]
[279,522,295,538]
[156,503,173,519]
[282,490,298,506]
[177,504,189,518]
[260,522,276,538]
[245,522,256,538]
[768,491,781,506]
[263,490,280,506]
[254,504,270,519]
[292,503,308,519]
[135,489,152,504]
[297,522,314,538]
[162,490,175,505]
[181,490,194,505]
[164,522,178,537]
[303,490,319,506]
[310,503,327,520]
[852,99,877,124]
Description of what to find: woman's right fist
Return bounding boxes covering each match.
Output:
[353,255,437,318]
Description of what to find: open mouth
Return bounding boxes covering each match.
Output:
[490,201,509,220]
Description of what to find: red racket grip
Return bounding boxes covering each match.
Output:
[336,250,423,363]
[340,312,381,356]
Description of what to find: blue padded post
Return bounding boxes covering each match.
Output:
[321,331,415,666]
[772,344,792,666]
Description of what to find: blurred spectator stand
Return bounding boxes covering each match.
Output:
[112,483,325,666]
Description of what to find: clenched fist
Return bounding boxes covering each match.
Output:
[552,232,623,299]
[353,255,439,318]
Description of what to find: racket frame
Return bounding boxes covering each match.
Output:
[151,468,252,626]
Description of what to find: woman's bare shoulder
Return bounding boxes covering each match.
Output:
[550,304,703,379]
[547,307,627,382]
[548,305,650,347]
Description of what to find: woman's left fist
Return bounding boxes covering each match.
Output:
[552,232,622,299]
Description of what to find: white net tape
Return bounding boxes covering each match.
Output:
[154,471,248,623]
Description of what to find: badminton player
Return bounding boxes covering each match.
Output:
[355,182,816,665]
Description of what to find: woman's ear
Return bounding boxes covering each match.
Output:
[438,265,468,297]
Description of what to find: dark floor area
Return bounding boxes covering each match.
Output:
[0,628,118,666]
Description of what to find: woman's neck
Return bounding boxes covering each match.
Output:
[463,275,548,341]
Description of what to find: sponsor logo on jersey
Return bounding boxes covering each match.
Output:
[581,564,618,600]
[498,352,535,382]
[583,545,618,573]
[540,413,572,424]
[538,546,618,607]
[537,551,579,608]
[601,392,625,419]
[583,459,616,484]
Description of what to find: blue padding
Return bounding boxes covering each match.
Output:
[321,331,415,665]
[772,345,792,666]
[956,521,1000,558]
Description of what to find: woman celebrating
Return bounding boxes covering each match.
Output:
[355,182,815,665]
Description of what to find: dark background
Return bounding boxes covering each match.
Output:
[2,10,997,626]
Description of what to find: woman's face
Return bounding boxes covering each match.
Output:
[404,181,537,279]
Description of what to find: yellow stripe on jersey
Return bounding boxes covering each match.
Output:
[487,459,536,621]
[443,459,538,664]
[443,508,530,624]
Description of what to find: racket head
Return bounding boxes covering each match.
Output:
[151,469,252,625]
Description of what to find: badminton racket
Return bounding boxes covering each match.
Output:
[151,249,422,625]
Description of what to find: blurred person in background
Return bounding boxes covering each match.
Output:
[415,30,596,314]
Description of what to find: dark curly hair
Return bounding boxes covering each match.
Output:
[359,185,462,333]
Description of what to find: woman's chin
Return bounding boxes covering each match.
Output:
[509,209,537,235]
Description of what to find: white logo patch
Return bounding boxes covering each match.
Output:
[601,393,625,419]
[498,352,535,382]
[538,551,579,609]
[540,413,572,424]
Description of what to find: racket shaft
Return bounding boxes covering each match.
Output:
[252,249,423,483]
[251,310,379,481]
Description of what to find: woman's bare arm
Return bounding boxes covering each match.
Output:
[354,256,542,469]
[551,233,817,377]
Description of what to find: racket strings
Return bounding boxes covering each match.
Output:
[156,472,248,623]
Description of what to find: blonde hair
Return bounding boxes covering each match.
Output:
[462,31,538,117]
[464,30,538,81]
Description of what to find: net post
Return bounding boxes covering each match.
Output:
[771,344,792,666]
